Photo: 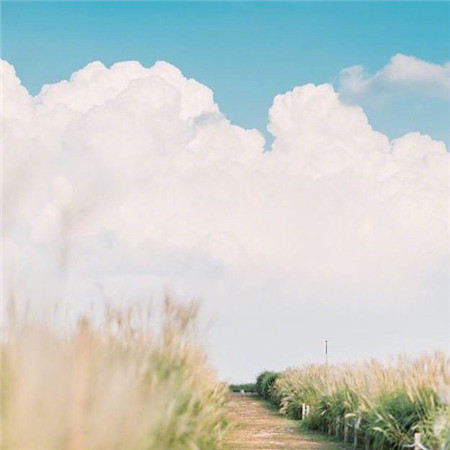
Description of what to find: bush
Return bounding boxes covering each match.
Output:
[255,371,280,401]
[229,383,255,392]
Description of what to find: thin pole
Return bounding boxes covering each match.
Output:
[325,340,328,366]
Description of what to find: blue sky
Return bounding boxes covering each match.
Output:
[2,1,449,145]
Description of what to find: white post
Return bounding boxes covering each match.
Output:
[306,405,310,417]
[240,389,244,394]
[302,403,306,420]
[353,418,360,449]
[414,433,421,450]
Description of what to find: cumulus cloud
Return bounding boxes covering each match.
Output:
[339,54,450,102]
[2,59,448,379]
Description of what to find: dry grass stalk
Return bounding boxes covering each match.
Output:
[1,298,228,450]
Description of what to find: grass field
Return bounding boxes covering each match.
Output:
[254,354,449,449]
[2,298,448,449]
[1,298,229,450]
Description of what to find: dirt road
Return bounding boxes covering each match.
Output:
[226,393,344,449]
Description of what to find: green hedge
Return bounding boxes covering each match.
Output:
[229,383,255,393]
[255,371,280,401]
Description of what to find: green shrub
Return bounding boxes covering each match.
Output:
[255,371,280,401]
[229,383,255,392]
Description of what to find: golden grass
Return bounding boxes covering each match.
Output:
[1,297,229,450]
[269,353,450,449]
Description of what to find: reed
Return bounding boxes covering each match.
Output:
[263,353,449,449]
[1,298,229,450]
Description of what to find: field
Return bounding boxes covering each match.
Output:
[1,299,228,450]
[254,355,450,449]
[2,298,449,450]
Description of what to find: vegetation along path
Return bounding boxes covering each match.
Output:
[226,393,344,450]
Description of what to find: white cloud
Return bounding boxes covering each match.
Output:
[339,54,450,101]
[2,59,448,380]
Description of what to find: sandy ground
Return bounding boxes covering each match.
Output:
[225,393,345,450]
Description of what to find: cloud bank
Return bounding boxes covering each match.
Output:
[339,54,450,102]
[2,59,448,380]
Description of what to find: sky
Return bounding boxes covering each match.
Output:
[2,1,450,145]
[2,1,449,381]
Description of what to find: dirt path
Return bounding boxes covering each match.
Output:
[226,393,344,449]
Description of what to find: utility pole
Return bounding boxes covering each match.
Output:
[325,340,328,366]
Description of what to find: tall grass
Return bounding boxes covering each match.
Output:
[1,298,229,449]
[258,353,449,449]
